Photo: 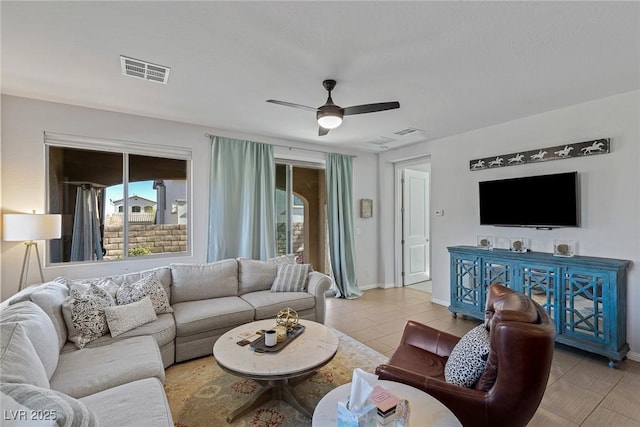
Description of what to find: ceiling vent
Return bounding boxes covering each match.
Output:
[393,127,424,137]
[366,136,395,146]
[120,56,170,84]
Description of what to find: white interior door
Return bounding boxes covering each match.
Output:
[403,169,430,285]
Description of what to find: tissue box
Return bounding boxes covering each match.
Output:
[337,399,377,427]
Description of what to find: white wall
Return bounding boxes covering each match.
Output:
[379,90,640,359]
[0,95,379,297]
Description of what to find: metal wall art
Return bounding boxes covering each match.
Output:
[469,138,610,171]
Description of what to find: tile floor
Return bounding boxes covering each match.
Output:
[325,287,640,426]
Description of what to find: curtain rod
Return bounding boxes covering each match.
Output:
[204,133,357,158]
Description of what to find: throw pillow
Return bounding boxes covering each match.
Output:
[28,281,69,350]
[271,263,311,292]
[0,301,59,380]
[104,296,158,337]
[116,273,173,314]
[0,382,100,427]
[62,284,115,349]
[0,323,50,388]
[60,276,121,299]
[444,324,491,388]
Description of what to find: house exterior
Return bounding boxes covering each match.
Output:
[109,195,157,224]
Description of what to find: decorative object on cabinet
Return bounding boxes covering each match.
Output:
[553,240,575,257]
[509,238,528,253]
[360,198,373,218]
[476,235,494,250]
[469,138,609,171]
[448,246,631,368]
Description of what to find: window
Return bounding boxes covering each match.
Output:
[46,132,190,263]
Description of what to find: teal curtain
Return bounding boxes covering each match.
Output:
[208,136,276,261]
[326,153,362,299]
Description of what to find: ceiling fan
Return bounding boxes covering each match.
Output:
[266,79,400,136]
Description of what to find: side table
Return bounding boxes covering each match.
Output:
[312,380,462,426]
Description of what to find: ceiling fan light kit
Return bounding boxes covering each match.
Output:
[317,108,343,129]
[267,79,399,136]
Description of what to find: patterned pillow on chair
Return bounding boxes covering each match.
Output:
[444,325,490,387]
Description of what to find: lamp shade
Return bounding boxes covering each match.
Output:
[3,213,62,241]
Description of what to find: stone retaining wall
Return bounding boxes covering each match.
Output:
[103,224,187,259]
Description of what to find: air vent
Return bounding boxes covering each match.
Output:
[393,127,424,137]
[120,56,170,84]
[366,136,395,146]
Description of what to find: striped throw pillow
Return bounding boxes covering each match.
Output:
[270,263,311,292]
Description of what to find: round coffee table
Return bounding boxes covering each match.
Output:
[213,319,339,422]
[312,380,462,426]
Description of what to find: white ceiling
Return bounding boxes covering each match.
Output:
[2,1,639,152]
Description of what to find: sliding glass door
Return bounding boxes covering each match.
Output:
[275,162,327,273]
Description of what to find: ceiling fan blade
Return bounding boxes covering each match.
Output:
[266,99,317,112]
[343,101,400,116]
[318,126,330,136]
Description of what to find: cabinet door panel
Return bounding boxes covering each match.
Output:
[483,259,514,289]
[520,264,558,323]
[561,269,607,344]
[452,257,481,309]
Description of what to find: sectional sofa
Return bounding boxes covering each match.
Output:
[0,257,332,426]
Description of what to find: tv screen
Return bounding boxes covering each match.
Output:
[479,172,580,228]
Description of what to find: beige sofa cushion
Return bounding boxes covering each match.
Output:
[240,290,315,320]
[67,267,172,300]
[81,378,173,427]
[0,301,59,379]
[238,258,278,295]
[172,297,254,337]
[51,335,165,398]
[170,260,238,303]
[76,313,175,349]
[0,323,50,388]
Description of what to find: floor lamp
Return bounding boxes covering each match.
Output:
[3,212,62,291]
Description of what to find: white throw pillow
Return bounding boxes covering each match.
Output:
[444,325,491,387]
[271,263,311,292]
[104,296,158,337]
[116,273,173,314]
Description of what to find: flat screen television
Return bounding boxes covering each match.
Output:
[479,172,580,228]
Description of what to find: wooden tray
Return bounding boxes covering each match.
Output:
[250,325,305,353]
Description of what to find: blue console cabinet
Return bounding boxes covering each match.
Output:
[448,246,631,367]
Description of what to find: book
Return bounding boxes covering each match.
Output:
[368,385,400,414]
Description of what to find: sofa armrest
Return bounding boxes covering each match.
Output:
[400,320,460,358]
[307,271,331,297]
[307,271,332,324]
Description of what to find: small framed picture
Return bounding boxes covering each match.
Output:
[360,199,373,218]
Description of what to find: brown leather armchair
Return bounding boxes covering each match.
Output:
[375,284,555,427]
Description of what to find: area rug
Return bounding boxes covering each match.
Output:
[164,329,388,427]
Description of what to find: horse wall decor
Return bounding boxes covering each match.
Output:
[469,138,610,171]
